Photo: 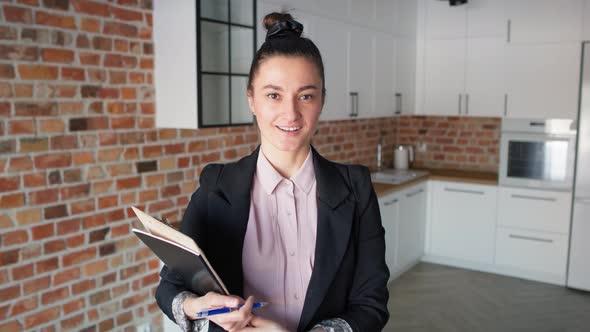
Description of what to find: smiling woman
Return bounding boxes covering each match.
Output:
[156,12,390,332]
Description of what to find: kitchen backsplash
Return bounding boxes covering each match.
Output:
[396,115,501,173]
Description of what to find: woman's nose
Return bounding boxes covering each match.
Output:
[282,97,300,121]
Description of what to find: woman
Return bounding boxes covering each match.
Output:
[156,12,389,332]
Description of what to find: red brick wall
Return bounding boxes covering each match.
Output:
[0,1,399,330]
[396,115,501,172]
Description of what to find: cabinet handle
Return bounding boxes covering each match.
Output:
[349,92,358,117]
[384,198,399,206]
[507,19,511,43]
[575,197,590,205]
[406,188,424,198]
[458,94,462,115]
[395,93,402,115]
[511,194,557,202]
[509,234,553,244]
[355,92,359,117]
[465,93,469,115]
[503,94,508,116]
[444,187,484,195]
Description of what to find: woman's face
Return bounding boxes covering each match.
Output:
[248,56,323,155]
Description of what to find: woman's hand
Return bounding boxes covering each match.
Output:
[183,292,255,331]
[238,315,289,332]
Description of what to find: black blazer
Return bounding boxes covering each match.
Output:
[155,146,389,332]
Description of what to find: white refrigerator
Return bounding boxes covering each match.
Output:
[567,42,590,291]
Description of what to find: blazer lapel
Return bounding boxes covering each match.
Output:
[298,148,355,331]
[207,146,259,296]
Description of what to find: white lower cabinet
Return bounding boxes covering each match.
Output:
[429,181,498,265]
[378,181,427,281]
[495,227,569,282]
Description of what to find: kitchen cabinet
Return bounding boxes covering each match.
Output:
[378,181,427,281]
[505,43,581,120]
[495,227,569,283]
[422,37,505,117]
[497,187,573,234]
[379,191,401,282]
[506,0,583,43]
[347,25,375,119]
[374,32,396,118]
[397,183,427,270]
[349,0,376,27]
[429,181,498,265]
[424,0,506,40]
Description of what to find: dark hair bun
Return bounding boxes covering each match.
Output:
[263,12,303,41]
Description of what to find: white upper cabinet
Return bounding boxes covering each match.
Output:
[374,33,396,118]
[348,25,376,118]
[583,0,590,39]
[424,0,467,39]
[505,43,581,120]
[424,0,505,39]
[349,0,377,26]
[422,39,466,116]
[376,0,396,33]
[464,38,506,117]
[314,17,349,121]
[506,0,583,43]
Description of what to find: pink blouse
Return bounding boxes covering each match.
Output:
[242,149,318,332]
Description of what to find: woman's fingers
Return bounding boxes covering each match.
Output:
[208,295,254,331]
[182,292,243,321]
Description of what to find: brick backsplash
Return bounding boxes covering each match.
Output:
[396,115,501,173]
[0,1,502,330]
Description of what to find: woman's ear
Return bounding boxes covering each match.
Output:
[247,89,255,115]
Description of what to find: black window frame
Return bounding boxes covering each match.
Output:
[196,0,257,128]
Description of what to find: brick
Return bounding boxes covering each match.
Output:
[0,45,39,61]
[79,52,100,66]
[3,6,33,24]
[44,239,66,254]
[36,257,58,273]
[0,193,24,208]
[69,117,108,131]
[114,39,129,52]
[32,223,55,240]
[57,102,82,115]
[57,218,80,235]
[42,48,74,63]
[24,306,59,329]
[72,0,110,16]
[63,247,96,267]
[0,176,19,193]
[143,42,154,55]
[8,156,33,172]
[116,176,140,190]
[89,101,104,114]
[60,313,84,330]
[98,195,118,209]
[41,286,69,305]
[120,87,136,99]
[76,34,90,48]
[28,188,59,205]
[81,17,101,33]
[18,64,58,80]
[0,285,21,303]
[9,119,35,135]
[70,198,95,215]
[61,67,85,81]
[10,296,38,317]
[61,184,90,200]
[42,0,70,10]
[72,279,95,295]
[44,204,68,219]
[129,72,144,83]
[119,132,144,145]
[62,297,84,315]
[72,151,95,165]
[15,102,58,116]
[16,208,42,225]
[19,137,49,153]
[23,172,46,188]
[49,135,77,150]
[0,214,14,229]
[103,21,138,38]
[0,321,23,331]
[98,147,123,162]
[12,263,34,281]
[0,82,11,98]
[83,259,107,277]
[0,249,20,266]
[140,57,154,69]
[109,71,127,84]
[0,26,18,40]
[111,116,135,129]
[35,10,77,29]
[0,103,11,117]
[92,36,112,51]
[99,242,116,256]
[2,230,28,246]
[137,160,157,173]
[34,153,71,169]
[0,64,15,79]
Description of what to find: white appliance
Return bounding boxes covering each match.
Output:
[567,42,590,292]
[499,118,577,192]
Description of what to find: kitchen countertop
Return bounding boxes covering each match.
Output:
[373,168,498,198]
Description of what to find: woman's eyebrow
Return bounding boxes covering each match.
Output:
[298,85,318,92]
[263,84,282,90]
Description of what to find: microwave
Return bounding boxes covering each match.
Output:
[499,119,577,191]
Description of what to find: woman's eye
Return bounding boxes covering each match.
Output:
[300,94,313,100]
[267,93,279,100]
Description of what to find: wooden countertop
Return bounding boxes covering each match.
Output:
[373,168,498,198]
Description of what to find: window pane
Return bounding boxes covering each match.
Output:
[231,26,254,74]
[201,75,229,126]
[230,0,253,26]
[231,76,252,124]
[201,21,229,72]
[201,0,228,22]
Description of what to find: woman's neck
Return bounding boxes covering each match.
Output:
[260,143,311,179]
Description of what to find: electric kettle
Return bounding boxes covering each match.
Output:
[394,144,414,169]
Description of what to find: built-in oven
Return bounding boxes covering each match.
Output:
[499,119,577,191]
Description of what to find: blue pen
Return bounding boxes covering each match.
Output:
[195,302,269,318]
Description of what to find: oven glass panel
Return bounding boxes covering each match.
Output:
[507,140,568,181]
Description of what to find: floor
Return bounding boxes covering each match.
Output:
[384,263,590,332]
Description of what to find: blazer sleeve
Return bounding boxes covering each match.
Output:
[339,166,390,331]
[154,164,221,323]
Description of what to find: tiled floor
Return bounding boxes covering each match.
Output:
[384,263,590,332]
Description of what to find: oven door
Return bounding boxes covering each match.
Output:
[499,133,576,191]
